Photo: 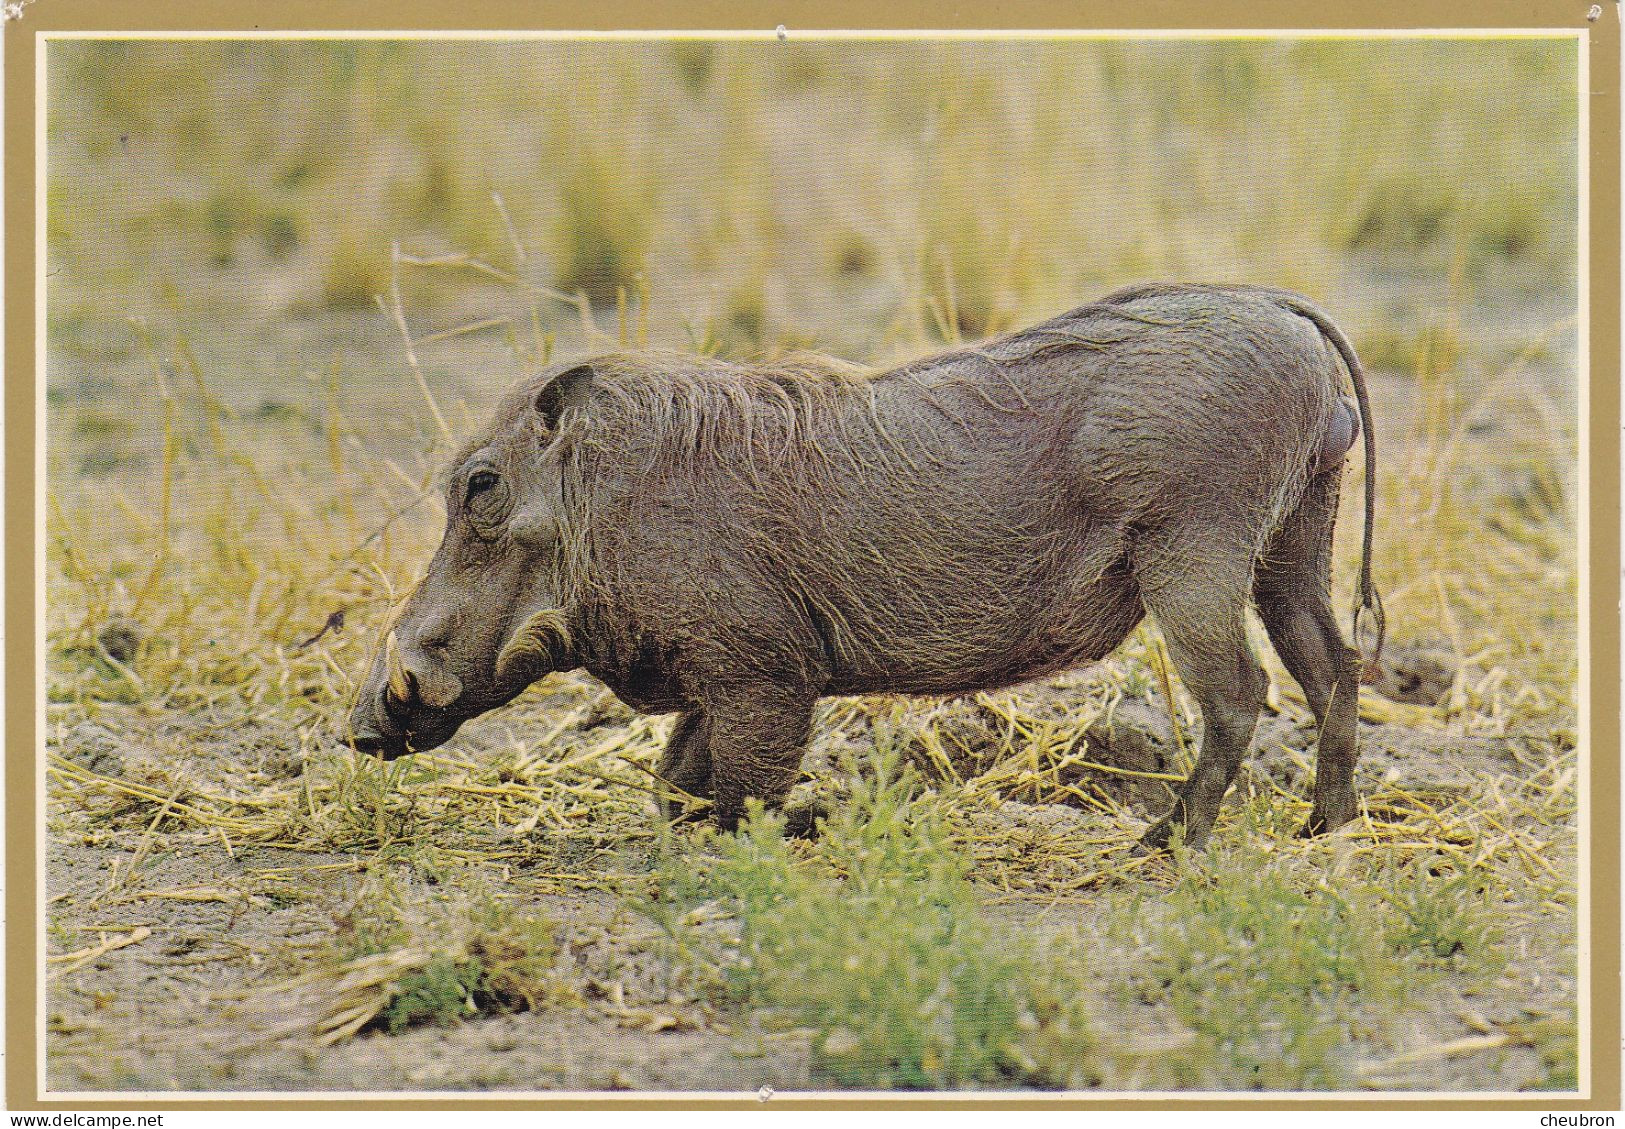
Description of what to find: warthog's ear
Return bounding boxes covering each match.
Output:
[534,363,596,430]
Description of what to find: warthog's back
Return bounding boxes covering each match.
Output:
[570,284,1345,697]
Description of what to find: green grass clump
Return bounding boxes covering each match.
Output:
[1380,855,1506,972]
[253,877,572,1044]
[1100,824,1511,1089]
[1113,850,1395,1087]
[658,752,1096,1090]
[379,956,488,1032]
[375,898,564,1034]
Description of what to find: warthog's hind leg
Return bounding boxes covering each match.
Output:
[1134,531,1266,852]
[1253,470,1363,836]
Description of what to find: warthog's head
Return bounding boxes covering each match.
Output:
[346,362,595,759]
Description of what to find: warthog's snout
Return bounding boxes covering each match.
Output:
[345,711,400,758]
[346,626,468,759]
[345,672,405,758]
[381,628,465,712]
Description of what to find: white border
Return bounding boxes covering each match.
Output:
[1573,27,1591,1100]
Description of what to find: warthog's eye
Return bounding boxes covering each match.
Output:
[462,466,511,537]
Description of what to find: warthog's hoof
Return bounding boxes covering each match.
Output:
[1295,807,1358,839]
[782,801,830,840]
[1134,821,1174,856]
[1135,814,1212,855]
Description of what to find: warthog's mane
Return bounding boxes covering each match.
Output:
[535,319,1155,475]
[589,347,873,387]
[471,294,1270,496]
[560,347,896,467]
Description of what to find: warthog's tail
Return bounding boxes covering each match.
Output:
[1267,292,1386,680]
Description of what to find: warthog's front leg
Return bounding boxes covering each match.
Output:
[657,709,713,822]
[701,683,818,833]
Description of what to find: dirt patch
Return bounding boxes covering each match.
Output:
[917,691,1185,817]
[42,685,1578,1094]
[45,839,811,1094]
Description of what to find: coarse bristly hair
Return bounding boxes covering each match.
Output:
[539,289,1374,666]
[380,285,1382,847]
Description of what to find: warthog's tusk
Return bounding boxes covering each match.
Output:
[384,630,411,704]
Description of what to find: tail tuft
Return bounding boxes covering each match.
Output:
[1355,589,1387,684]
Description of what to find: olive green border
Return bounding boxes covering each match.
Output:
[8,0,1617,1111]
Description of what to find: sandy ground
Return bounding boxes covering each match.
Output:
[42,669,1578,1095]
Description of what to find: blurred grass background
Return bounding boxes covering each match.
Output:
[49,39,1576,342]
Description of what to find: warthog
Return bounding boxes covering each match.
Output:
[348,282,1382,850]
